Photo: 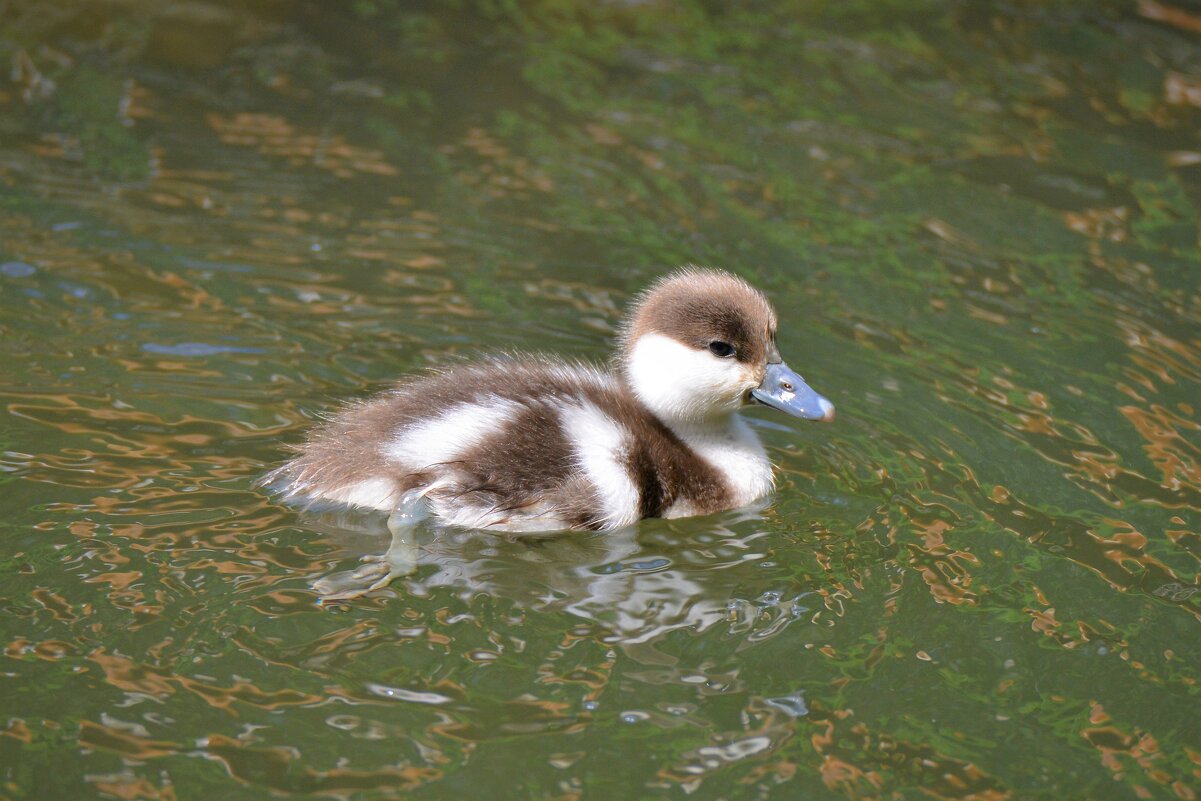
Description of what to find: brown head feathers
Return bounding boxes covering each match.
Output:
[620,267,778,367]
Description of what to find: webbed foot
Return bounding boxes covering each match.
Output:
[313,490,429,602]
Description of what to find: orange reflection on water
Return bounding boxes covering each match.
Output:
[4,392,291,494]
[78,719,176,759]
[87,773,178,801]
[203,733,442,799]
[1081,701,1199,801]
[90,648,329,714]
[984,485,1199,620]
[208,113,398,179]
[898,500,980,607]
[808,705,1009,801]
[940,353,1201,516]
[1119,403,1201,500]
[2,718,34,745]
[441,127,555,200]
[29,587,87,623]
[1117,316,1201,390]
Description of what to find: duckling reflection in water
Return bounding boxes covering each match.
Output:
[264,267,834,599]
[300,502,813,668]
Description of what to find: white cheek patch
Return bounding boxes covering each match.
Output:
[626,333,753,422]
[387,399,519,470]
[559,402,640,529]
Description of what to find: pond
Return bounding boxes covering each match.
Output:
[2,2,1200,799]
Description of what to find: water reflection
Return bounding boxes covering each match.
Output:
[303,507,816,667]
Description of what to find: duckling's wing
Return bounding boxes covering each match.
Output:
[264,359,636,530]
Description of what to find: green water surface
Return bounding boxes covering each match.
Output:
[1,2,1200,799]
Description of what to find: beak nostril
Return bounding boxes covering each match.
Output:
[781,381,793,392]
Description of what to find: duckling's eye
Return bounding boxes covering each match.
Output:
[708,341,735,358]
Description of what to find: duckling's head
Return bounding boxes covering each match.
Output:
[620,267,835,426]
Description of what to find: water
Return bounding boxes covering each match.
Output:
[2,2,1200,799]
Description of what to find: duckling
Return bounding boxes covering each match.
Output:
[266,267,834,537]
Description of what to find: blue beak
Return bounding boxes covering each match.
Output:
[750,361,835,422]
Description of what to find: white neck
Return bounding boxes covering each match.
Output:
[669,414,775,509]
